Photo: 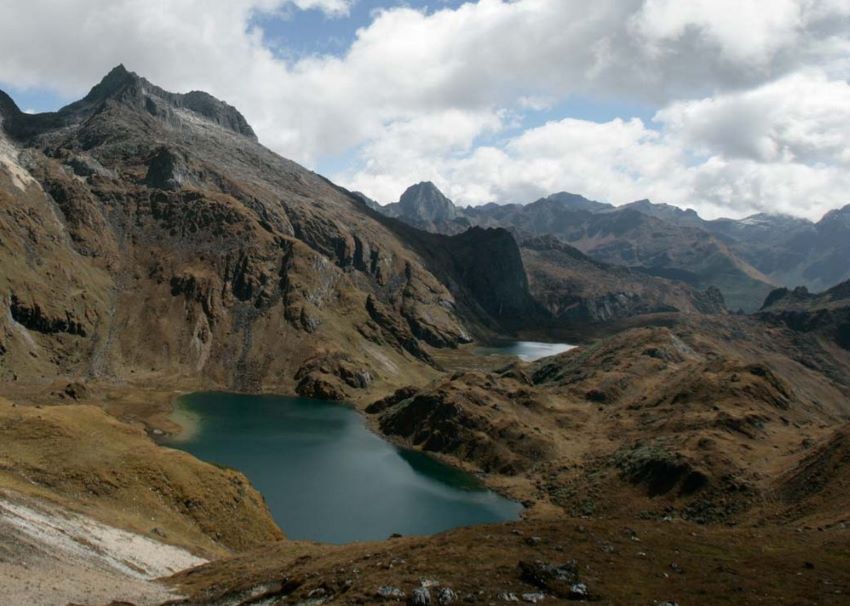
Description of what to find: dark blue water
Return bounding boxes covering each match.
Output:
[475,340,575,362]
[166,392,521,544]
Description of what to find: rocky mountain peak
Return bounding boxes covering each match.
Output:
[819,204,850,228]
[0,65,256,142]
[537,192,611,213]
[397,181,458,221]
[0,90,22,124]
[623,198,704,226]
[81,64,139,104]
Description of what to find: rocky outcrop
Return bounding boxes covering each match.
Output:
[294,352,373,400]
[758,280,850,350]
[9,294,87,336]
[439,227,545,326]
[179,90,256,139]
[370,371,556,475]
[144,147,197,190]
[364,295,434,364]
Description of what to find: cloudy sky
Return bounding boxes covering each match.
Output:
[1,0,849,220]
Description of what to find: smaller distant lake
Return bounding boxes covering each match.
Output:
[475,340,576,362]
[165,392,522,544]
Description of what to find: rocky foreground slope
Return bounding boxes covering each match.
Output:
[0,397,282,605]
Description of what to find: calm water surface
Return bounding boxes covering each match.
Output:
[475,340,575,362]
[166,392,521,544]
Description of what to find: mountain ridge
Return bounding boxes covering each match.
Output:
[0,66,538,402]
[373,182,849,309]
[1,64,257,141]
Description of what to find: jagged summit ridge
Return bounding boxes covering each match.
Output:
[0,64,256,141]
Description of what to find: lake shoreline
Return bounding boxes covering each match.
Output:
[158,340,577,524]
[164,392,523,543]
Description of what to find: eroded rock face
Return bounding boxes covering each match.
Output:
[9,294,87,336]
[0,66,490,393]
[370,371,557,475]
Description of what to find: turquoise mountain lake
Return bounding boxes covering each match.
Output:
[475,340,575,361]
[166,392,522,544]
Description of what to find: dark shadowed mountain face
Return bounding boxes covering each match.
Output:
[0,66,542,397]
[759,280,850,351]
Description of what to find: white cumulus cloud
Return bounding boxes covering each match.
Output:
[0,0,848,219]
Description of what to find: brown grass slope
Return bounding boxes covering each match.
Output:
[165,518,850,606]
[0,398,282,557]
[370,314,850,522]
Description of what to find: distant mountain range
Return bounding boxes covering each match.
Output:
[373,182,850,311]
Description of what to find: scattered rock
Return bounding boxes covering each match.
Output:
[409,587,431,605]
[568,583,589,601]
[518,560,579,597]
[62,381,88,400]
[377,586,406,601]
[437,587,457,605]
[522,592,546,603]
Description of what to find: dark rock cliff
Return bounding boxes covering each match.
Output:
[758,280,850,350]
